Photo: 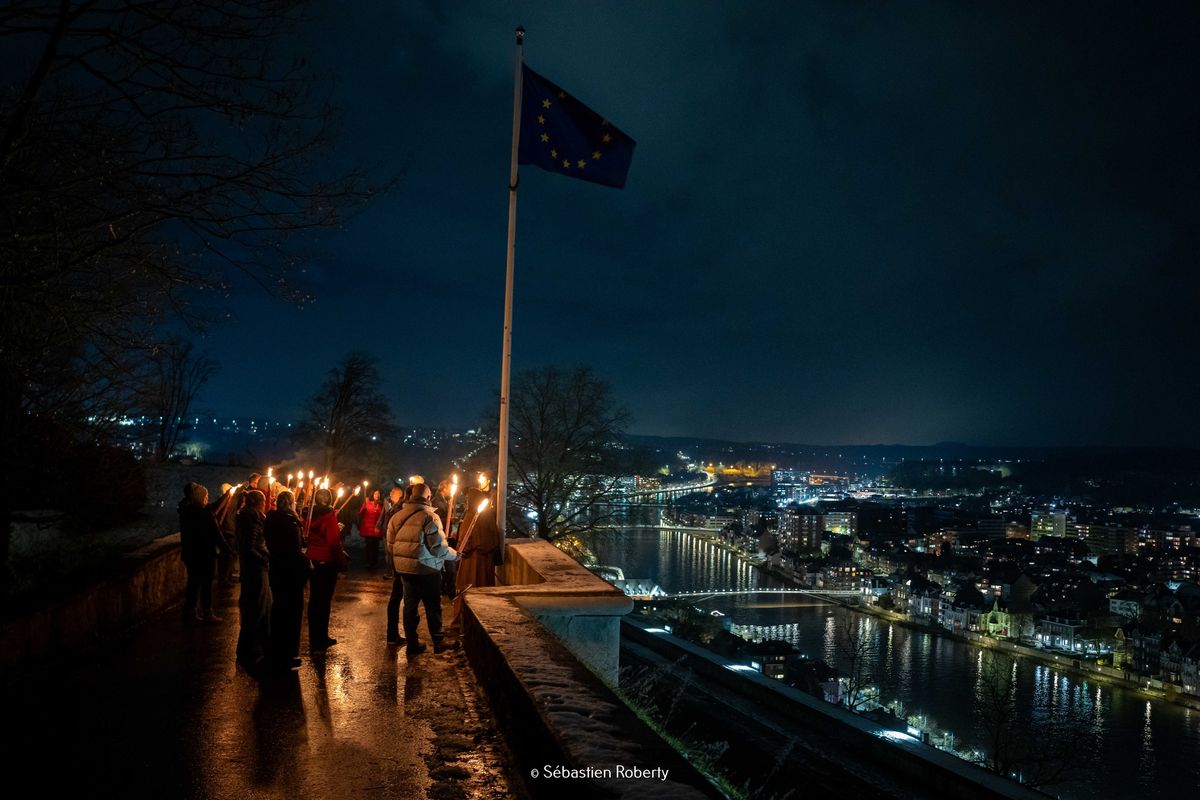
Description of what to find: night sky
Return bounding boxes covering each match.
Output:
[197,1,1200,447]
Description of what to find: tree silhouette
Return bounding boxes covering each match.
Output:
[834,615,877,711]
[974,651,1094,787]
[141,339,218,462]
[504,366,630,540]
[0,1,379,594]
[300,352,394,473]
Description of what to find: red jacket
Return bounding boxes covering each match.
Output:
[305,507,344,565]
[358,500,383,539]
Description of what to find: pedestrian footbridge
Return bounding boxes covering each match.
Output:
[669,588,863,599]
[612,584,863,600]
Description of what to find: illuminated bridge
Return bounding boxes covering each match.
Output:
[615,473,717,500]
[614,584,863,600]
[667,588,863,600]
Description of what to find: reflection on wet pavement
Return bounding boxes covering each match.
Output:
[6,560,519,799]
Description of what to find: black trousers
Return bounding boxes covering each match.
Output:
[441,558,458,599]
[183,558,214,615]
[401,572,444,644]
[219,534,238,583]
[364,537,380,568]
[268,577,305,662]
[308,563,339,643]
[236,566,271,666]
[386,573,405,637]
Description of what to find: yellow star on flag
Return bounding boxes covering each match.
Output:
[518,64,636,188]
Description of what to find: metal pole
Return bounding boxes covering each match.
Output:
[497,26,524,538]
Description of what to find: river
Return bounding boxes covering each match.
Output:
[588,527,1200,799]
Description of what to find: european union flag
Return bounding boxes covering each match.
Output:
[518,65,636,189]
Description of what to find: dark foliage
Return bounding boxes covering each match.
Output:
[12,414,145,530]
[140,339,219,462]
[0,1,380,594]
[298,351,395,473]
[501,366,630,539]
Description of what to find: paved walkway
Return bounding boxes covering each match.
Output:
[6,554,520,799]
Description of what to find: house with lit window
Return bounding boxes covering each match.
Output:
[909,584,942,623]
[1037,616,1087,651]
[1160,635,1194,684]
[1181,643,1200,696]
[1131,628,1163,676]
[1108,589,1143,620]
[744,639,801,681]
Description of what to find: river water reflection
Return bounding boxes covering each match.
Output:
[588,527,1200,799]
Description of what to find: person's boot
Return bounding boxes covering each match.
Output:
[386,631,406,646]
[405,642,427,657]
[433,639,461,654]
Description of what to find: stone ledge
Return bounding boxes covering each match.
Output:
[462,590,721,800]
[0,533,187,681]
[479,539,633,682]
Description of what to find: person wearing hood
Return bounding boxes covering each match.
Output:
[456,484,502,593]
[235,489,271,673]
[178,482,223,624]
[386,482,460,655]
[305,487,346,649]
[264,490,309,671]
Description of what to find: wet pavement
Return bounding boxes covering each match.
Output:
[5,555,521,799]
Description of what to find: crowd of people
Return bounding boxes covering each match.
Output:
[176,469,504,677]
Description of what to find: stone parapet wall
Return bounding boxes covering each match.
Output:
[458,556,720,800]
[491,538,633,684]
[0,534,185,680]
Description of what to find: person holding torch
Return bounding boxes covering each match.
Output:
[305,487,346,650]
[435,477,459,599]
[358,487,384,569]
[456,481,502,592]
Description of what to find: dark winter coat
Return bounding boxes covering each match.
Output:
[179,500,222,566]
[264,509,309,588]
[236,508,269,570]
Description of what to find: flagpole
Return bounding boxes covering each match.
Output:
[496,26,524,539]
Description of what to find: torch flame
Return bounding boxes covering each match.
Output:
[353,486,361,496]
[477,498,490,513]
[477,473,487,489]
[336,487,345,498]
[308,470,314,480]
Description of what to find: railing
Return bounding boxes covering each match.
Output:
[667,588,863,599]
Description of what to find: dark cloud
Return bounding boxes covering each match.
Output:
[198,0,1200,446]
